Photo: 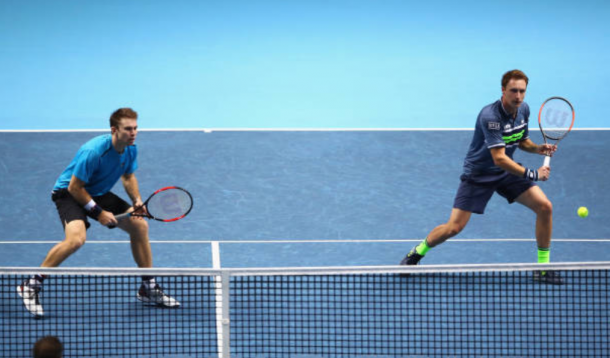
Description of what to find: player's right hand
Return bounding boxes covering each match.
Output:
[98,210,118,227]
[537,166,551,181]
[538,143,557,156]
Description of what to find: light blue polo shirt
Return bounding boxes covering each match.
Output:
[462,100,530,176]
[53,134,138,197]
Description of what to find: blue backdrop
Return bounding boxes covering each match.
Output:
[1,0,608,129]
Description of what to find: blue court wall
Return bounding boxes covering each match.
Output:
[1,0,609,129]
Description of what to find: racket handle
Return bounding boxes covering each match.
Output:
[115,212,132,221]
[543,155,551,167]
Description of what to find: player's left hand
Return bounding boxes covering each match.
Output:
[539,144,557,156]
[537,165,551,181]
[132,200,147,219]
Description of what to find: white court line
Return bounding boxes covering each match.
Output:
[195,127,610,132]
[1,238,609,244]
[0,128,204,133]
[211,241,221,268]
[1,128,609,133]
[210,241,224,357]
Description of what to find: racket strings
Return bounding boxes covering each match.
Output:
[147,190,192,220]
[540,100,574,140]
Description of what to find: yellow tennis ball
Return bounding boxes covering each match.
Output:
[577,206,589,218]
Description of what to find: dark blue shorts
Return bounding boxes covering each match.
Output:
[453,172,536,214]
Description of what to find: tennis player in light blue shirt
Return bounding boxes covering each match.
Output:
[18,108,179,317]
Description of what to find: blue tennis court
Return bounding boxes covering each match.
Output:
[1,129,609,357]
[0,129,608,269]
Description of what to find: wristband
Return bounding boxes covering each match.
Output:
[84,200,103,219]
[523,168,539,181]
[89,205,103,219]
[84,199,97,211]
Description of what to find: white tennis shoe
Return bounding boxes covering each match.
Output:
[17,282,44,317]
[137,284,180,308]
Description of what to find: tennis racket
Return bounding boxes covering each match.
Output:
[116,186,193,222]
[538,96,575,167]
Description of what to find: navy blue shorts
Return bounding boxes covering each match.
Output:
[453,172,536,214]
[51,189,131,230]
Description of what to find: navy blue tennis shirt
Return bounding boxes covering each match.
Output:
[463,100,530,176]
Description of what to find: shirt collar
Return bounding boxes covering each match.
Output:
[499,99,517,120]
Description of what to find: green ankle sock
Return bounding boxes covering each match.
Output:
[538,247,551,274]
[415,238,431,256]
[538,247,550,264]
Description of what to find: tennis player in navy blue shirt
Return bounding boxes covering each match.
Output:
[400,70,563,284]
[17,108,179,317]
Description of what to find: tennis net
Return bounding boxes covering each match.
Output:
[1,263,609,357]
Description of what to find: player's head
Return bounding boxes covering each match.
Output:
[110,108,138,147]
[110,107,138,129]
[501,69,529,89]
[501,70,528,111]
[33,336,63,358]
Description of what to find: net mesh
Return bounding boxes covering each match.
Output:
[3,273,219,357]
[232,270,609,357]
[2,264,609,357]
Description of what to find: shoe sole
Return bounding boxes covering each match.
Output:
[137,294,180,308]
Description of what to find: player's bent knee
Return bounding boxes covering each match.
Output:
[64,222,87,251]
[538,200,553,216]
[64,235,86,253]
[124,218,149,235]
[135,218,149,231]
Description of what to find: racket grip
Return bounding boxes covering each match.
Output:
[543,155,551,167]
[115,212,132,221]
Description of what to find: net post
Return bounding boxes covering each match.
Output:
[220,270,231,358]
